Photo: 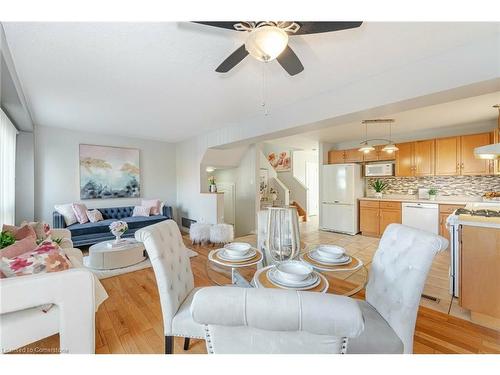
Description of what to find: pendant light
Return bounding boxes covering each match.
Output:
[382,120,399,154]
[358,121,375,154]
[474,105,500,160]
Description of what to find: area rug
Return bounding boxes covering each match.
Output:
[87,248,198,280]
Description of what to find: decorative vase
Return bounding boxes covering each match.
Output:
[429,195,436,201]
[265,207,300,264]
[374,192,383,199]
[209,184,217,193]
[113,232,122,243]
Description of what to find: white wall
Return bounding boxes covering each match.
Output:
[213,146,258,237]
[293,150,318,185]
[15,131,34,224]
[34,125,177,224]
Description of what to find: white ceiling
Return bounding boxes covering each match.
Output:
[269,91,500,150]
[2,22,499,142]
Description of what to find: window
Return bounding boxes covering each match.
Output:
[0,108,18,226]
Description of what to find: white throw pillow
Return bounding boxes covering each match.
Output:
[54,204,77,226]
[86,209,104,223]
[133,206,151,217]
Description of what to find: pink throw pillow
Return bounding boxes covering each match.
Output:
[0,236,38,259]
[2,224,37,240]
[142,199,161,215]
[133,206,151,217]
[20,221,51,240]
[72,203,89,224]
[0,241,72,277]
[86,209,103,223]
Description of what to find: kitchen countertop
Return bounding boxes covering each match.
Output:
[359,195,483,205]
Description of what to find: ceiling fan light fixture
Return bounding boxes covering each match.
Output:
[245,26,289,62]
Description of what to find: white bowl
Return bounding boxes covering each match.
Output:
[276,261,313,283]
[223,242,251,257]
[316,245,345,260]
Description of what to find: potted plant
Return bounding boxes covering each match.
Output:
[428,188,438,201]
[208,176,217,193]
[369,179,389,199]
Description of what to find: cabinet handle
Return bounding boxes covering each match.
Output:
[461,163,464,169]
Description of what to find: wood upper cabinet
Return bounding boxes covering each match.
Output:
[435,136,460,176]
[414,140,435,176]
[395,142,414,177]
[344,148,364,163]
[328,150,345,164]
[396,140,435,176]
[460,132,492,175]
[377,146,397,161]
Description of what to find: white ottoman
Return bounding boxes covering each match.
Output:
[210,223,234,245]
[190,223,211,245]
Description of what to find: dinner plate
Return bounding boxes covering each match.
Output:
[308,251,351,265]
[217,248,256,261]
[267,268,319,289]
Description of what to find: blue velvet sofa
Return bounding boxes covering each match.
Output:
[53,205,173,247]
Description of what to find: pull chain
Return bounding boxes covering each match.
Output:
[262,63,269,116]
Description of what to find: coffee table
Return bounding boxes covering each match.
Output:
[83,239,146,270]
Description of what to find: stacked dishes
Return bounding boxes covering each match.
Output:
[217,242,256,261]
[267,260,320,290]
[308,245,351,265]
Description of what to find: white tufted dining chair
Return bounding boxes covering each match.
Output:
[347,224,449,354]
[135,220,204,354]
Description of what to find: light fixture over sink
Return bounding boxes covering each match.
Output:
[474,105,500,160]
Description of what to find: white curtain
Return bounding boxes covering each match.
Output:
[0,108,18,227]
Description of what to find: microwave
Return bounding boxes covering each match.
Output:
[364,163,394,177]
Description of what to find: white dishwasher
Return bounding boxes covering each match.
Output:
[402,202,439,234]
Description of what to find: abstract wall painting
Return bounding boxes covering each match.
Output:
[79,144,140,199]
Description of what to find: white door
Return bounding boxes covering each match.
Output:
[321,203,355,234]
[216,183,235,226]
[322,164,354,204]
[306,161,319,216]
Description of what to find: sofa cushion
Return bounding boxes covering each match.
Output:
[67,219,115,237]
[122,215,167,229]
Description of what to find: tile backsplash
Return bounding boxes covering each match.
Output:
[366,175,500,197]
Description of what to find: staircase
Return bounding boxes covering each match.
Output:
[290,201,307,222]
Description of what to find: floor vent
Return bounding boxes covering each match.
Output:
[421,294,440,303]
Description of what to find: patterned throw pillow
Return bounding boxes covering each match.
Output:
[20,221,51,241]
[142,199,161,216]
[133,206,151,217]
[86,209,103,223]
[72,203,89,224]
[0,236,38,259]
[54,203,78,226]
[2,224,37,240]
[0,240,72,278]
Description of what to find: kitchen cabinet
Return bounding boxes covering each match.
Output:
[362,145,396,162]
[328,150,345,164]
[460,225,500,329]
[435,136,460,176]
[360,200,401,237]
[344,148,364,163]
[395,140,435,177]
[460,132,492,175]
[395,142,414,177]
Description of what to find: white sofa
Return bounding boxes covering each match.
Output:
[0,229,108,354]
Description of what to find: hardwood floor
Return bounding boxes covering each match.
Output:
[9,220,500,354]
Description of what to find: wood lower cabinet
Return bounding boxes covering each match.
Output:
[460,225,500,328]
[460,132,492,175]
[360,200,401,237]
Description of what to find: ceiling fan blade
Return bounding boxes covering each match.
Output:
[215,45,249,73]
[293,22,363,35]
[276,46,304,76]
[193,22,239,31]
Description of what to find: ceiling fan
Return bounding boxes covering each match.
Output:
[195,21,363,76]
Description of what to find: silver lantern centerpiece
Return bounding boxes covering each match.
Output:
[264,206,301,264]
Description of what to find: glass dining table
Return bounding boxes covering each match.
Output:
[206,244,368,297]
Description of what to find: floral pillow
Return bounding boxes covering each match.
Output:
[2,224,37,241]
[86,209,103,223]
[20,221,51,241]
[0,240,72,278]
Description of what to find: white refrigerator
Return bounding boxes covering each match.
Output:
[320,164,364,235]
